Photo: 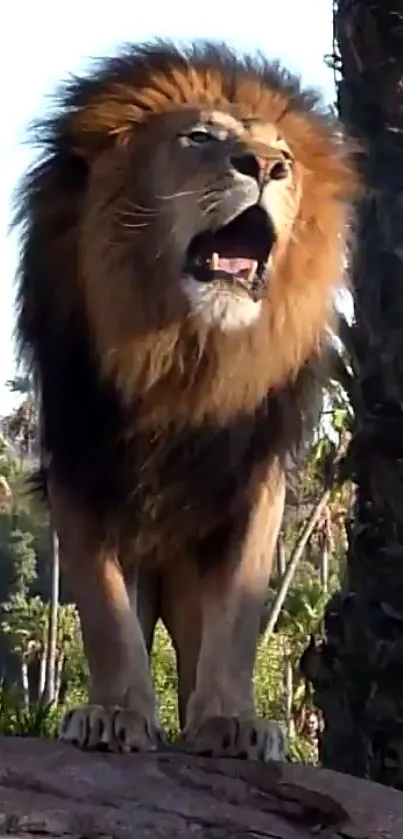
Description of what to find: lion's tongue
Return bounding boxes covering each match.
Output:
[213,254,258,280]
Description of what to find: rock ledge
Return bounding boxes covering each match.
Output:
[0,736,402,837]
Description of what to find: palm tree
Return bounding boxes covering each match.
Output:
[42,526,60,705]
[4,372,60,705]
[3,374,39,467]
[303,0,403,788]
[0,470,12,513]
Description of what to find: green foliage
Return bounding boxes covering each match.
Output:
[8,529,37,596]
[255,634,318,764]
[276,564,339,643]
[150,623,179,740]
[1,593,47,657]
[57,603,89,698]
[0,685,60,738]
[0,435,23,485]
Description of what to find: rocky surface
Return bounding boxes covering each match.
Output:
[0,736,402,837]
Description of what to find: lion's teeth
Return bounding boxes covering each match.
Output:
[248,260,258,281]
[211,252,220,270]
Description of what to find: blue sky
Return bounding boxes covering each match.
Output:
[0,0,335,414]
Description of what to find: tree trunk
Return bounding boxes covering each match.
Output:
[319,543,329,594]
[284,653,294,739]
[303,0,403,789]
[276,534,286,579]
[42,527,60,705]
[38,650,46,700]
[20,658,29,710]
[263,488,330,642]
[54,652,64,704]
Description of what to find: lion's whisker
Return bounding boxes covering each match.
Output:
[156,188,205,200]
[118,204,157,215]
[121,221,151,230]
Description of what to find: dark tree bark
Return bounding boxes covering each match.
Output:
[302,0,403,788]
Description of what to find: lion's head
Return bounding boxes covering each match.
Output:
[16,41,359,425]
[82,100,300,334]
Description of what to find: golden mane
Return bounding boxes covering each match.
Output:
[15,41,358,433]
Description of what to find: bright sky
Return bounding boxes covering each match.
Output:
[0,0,336,415]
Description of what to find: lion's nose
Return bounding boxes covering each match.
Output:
[231,151,289,184]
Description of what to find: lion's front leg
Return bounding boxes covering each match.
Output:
[182,475,287,762]
[52,490,162,753]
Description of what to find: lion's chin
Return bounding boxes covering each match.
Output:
[181,275,263,332]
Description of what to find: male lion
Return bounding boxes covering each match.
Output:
[14,41,358,761]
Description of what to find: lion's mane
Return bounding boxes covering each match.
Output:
[14,41,358,565]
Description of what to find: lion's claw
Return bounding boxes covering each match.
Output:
[180,715,287,762]
[59,704,163,753]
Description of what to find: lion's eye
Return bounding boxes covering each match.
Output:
[179,127,220,147]
[279,147,294,164]
[188,129,213,143]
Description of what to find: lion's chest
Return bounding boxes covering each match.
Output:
[117,405,279,564]
[45,378,284,565]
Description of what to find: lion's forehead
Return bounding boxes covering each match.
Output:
[201,110,285,144]
[201,110,245,136]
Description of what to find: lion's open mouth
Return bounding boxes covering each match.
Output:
[185,205,275,301]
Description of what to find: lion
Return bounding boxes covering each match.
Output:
[14,40,358,761]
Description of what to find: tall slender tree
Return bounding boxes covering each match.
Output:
[42,526,60,705]
[4,371,61,705]
[3,374,39,466]
[303,0,403,788]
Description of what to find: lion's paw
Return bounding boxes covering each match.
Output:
[181,715,287,762]
[59,704,163,753]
